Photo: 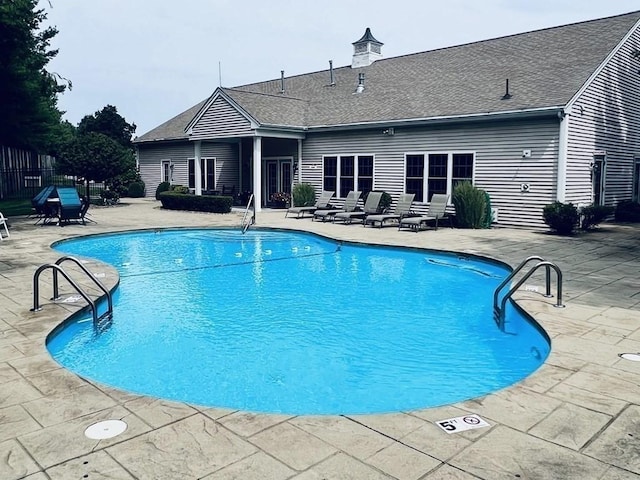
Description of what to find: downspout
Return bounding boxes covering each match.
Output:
[297,139,303,184]
[556,110,568,202]
[194,140,202,196]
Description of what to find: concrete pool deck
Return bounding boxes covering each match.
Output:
[0,198,639,480]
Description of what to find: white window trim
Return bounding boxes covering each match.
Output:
[403,151,476,203]
[160,159,172,184]
[322,154,376,198]
[187,157,217,191]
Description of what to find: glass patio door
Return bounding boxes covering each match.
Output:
[264,158,292,206]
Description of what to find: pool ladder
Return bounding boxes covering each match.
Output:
[31,256,114,332]
[241,193,255,234]
[493,256,564,331]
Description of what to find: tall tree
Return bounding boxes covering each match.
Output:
[77,105,136,149]
[57,132,135,198]
[0,0,68,151]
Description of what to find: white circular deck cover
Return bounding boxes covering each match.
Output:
[84,420,128,439]
[619,353,640,362]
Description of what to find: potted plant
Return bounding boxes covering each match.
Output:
[270,192,291,208]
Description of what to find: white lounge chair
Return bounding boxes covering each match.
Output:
[398,194,450,231]
[313,191,361,222]
[285,190,335,218]
[333,191,383,224]
[0,212,10,240]
[364,193,415,228]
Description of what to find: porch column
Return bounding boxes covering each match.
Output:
[238,140,243,195]
[194,140,202,196]
[297,139,303,184]
[556,111,568,202]
[253,136,262,212]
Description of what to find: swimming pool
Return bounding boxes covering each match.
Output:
[48,228,549,415]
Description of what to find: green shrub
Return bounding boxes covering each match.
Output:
[363,190,393,213]
[100,189,120,206]
[292,183,316,207]
[482,190,493,228]
[155,181,171,200]
[127,181,145,198]
[159,191,232,213]
[580,204,614,230]
[543,202,579,235]
[614,200,640,222]
[171,185,190,194]
[452,181,488,228]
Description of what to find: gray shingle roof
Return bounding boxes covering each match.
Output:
[135,11,640,143]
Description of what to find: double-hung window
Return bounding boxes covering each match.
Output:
[404,152,474,202]
[188,157,216,191]
[323,154,375,197]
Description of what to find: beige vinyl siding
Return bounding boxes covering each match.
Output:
[190,97,254,140]
[565,25,640,207]
[302,118,559,228]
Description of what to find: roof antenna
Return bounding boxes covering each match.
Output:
[280,70,285,94]
[502,79,512,100]
[329,60,335,86]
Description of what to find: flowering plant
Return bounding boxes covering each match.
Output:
[270,192,291,203]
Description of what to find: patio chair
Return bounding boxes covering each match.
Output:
[364,193,416,228]
[31,185,56,223]
[56,187,84,225]
[398,194,450,231]
[333,191,383,224]
[313,190,361,222]
[0,211,9,240]
[286,190,335,218]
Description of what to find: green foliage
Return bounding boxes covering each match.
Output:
[127,182,145,198]
[614,200,640,222]
[543,202,579,235]
[171,185,190,194]
[580,205,614,230]
[482,191,493,228]
[292,183,316,207]
[452,181,488,229]
[77,105,136,149]
[57,132,134,198]
[159,191,232,213]
[0,0,69,151]
[100,189,120,205]
[155,181,171,199]
[362,190,393,213]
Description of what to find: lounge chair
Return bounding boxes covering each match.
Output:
[313,190,361,222]
[398,193,450,231]
[333,191,383,224]
[0,211,9,240]
[364,193,416,228]
[286,190,335,218]
[31,185,56,224]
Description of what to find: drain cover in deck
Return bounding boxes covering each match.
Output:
[84,420,127,439]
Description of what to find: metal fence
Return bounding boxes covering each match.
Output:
[0,166,105,201]
[0,146,104,200]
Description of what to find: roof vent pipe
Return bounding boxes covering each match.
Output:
[329,60,335,86]
[501,78,512,100]
[355,72,365,93]
[280,70,285,94]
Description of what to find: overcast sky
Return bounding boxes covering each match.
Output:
[41,1,639,137]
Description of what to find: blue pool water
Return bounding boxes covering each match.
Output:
[48,228,549,415]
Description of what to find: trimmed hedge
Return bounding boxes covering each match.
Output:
[155,181,171,200]
[543,201,579,235]
[580,204,614,230]
[159,192,233,213]
[615,200,640,222]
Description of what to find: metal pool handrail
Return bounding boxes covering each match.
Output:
[241,193,255,234]
[53,256,113,315]
[494,259,564,331]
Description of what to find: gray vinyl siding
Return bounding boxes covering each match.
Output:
[565,24,640,207]
[301,118,560,228]
[190,97,254,140]
[201,143,240,190]
[137,142,195,197]
[137,141,240,196]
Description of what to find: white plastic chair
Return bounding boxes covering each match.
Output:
[0,212,10,240]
